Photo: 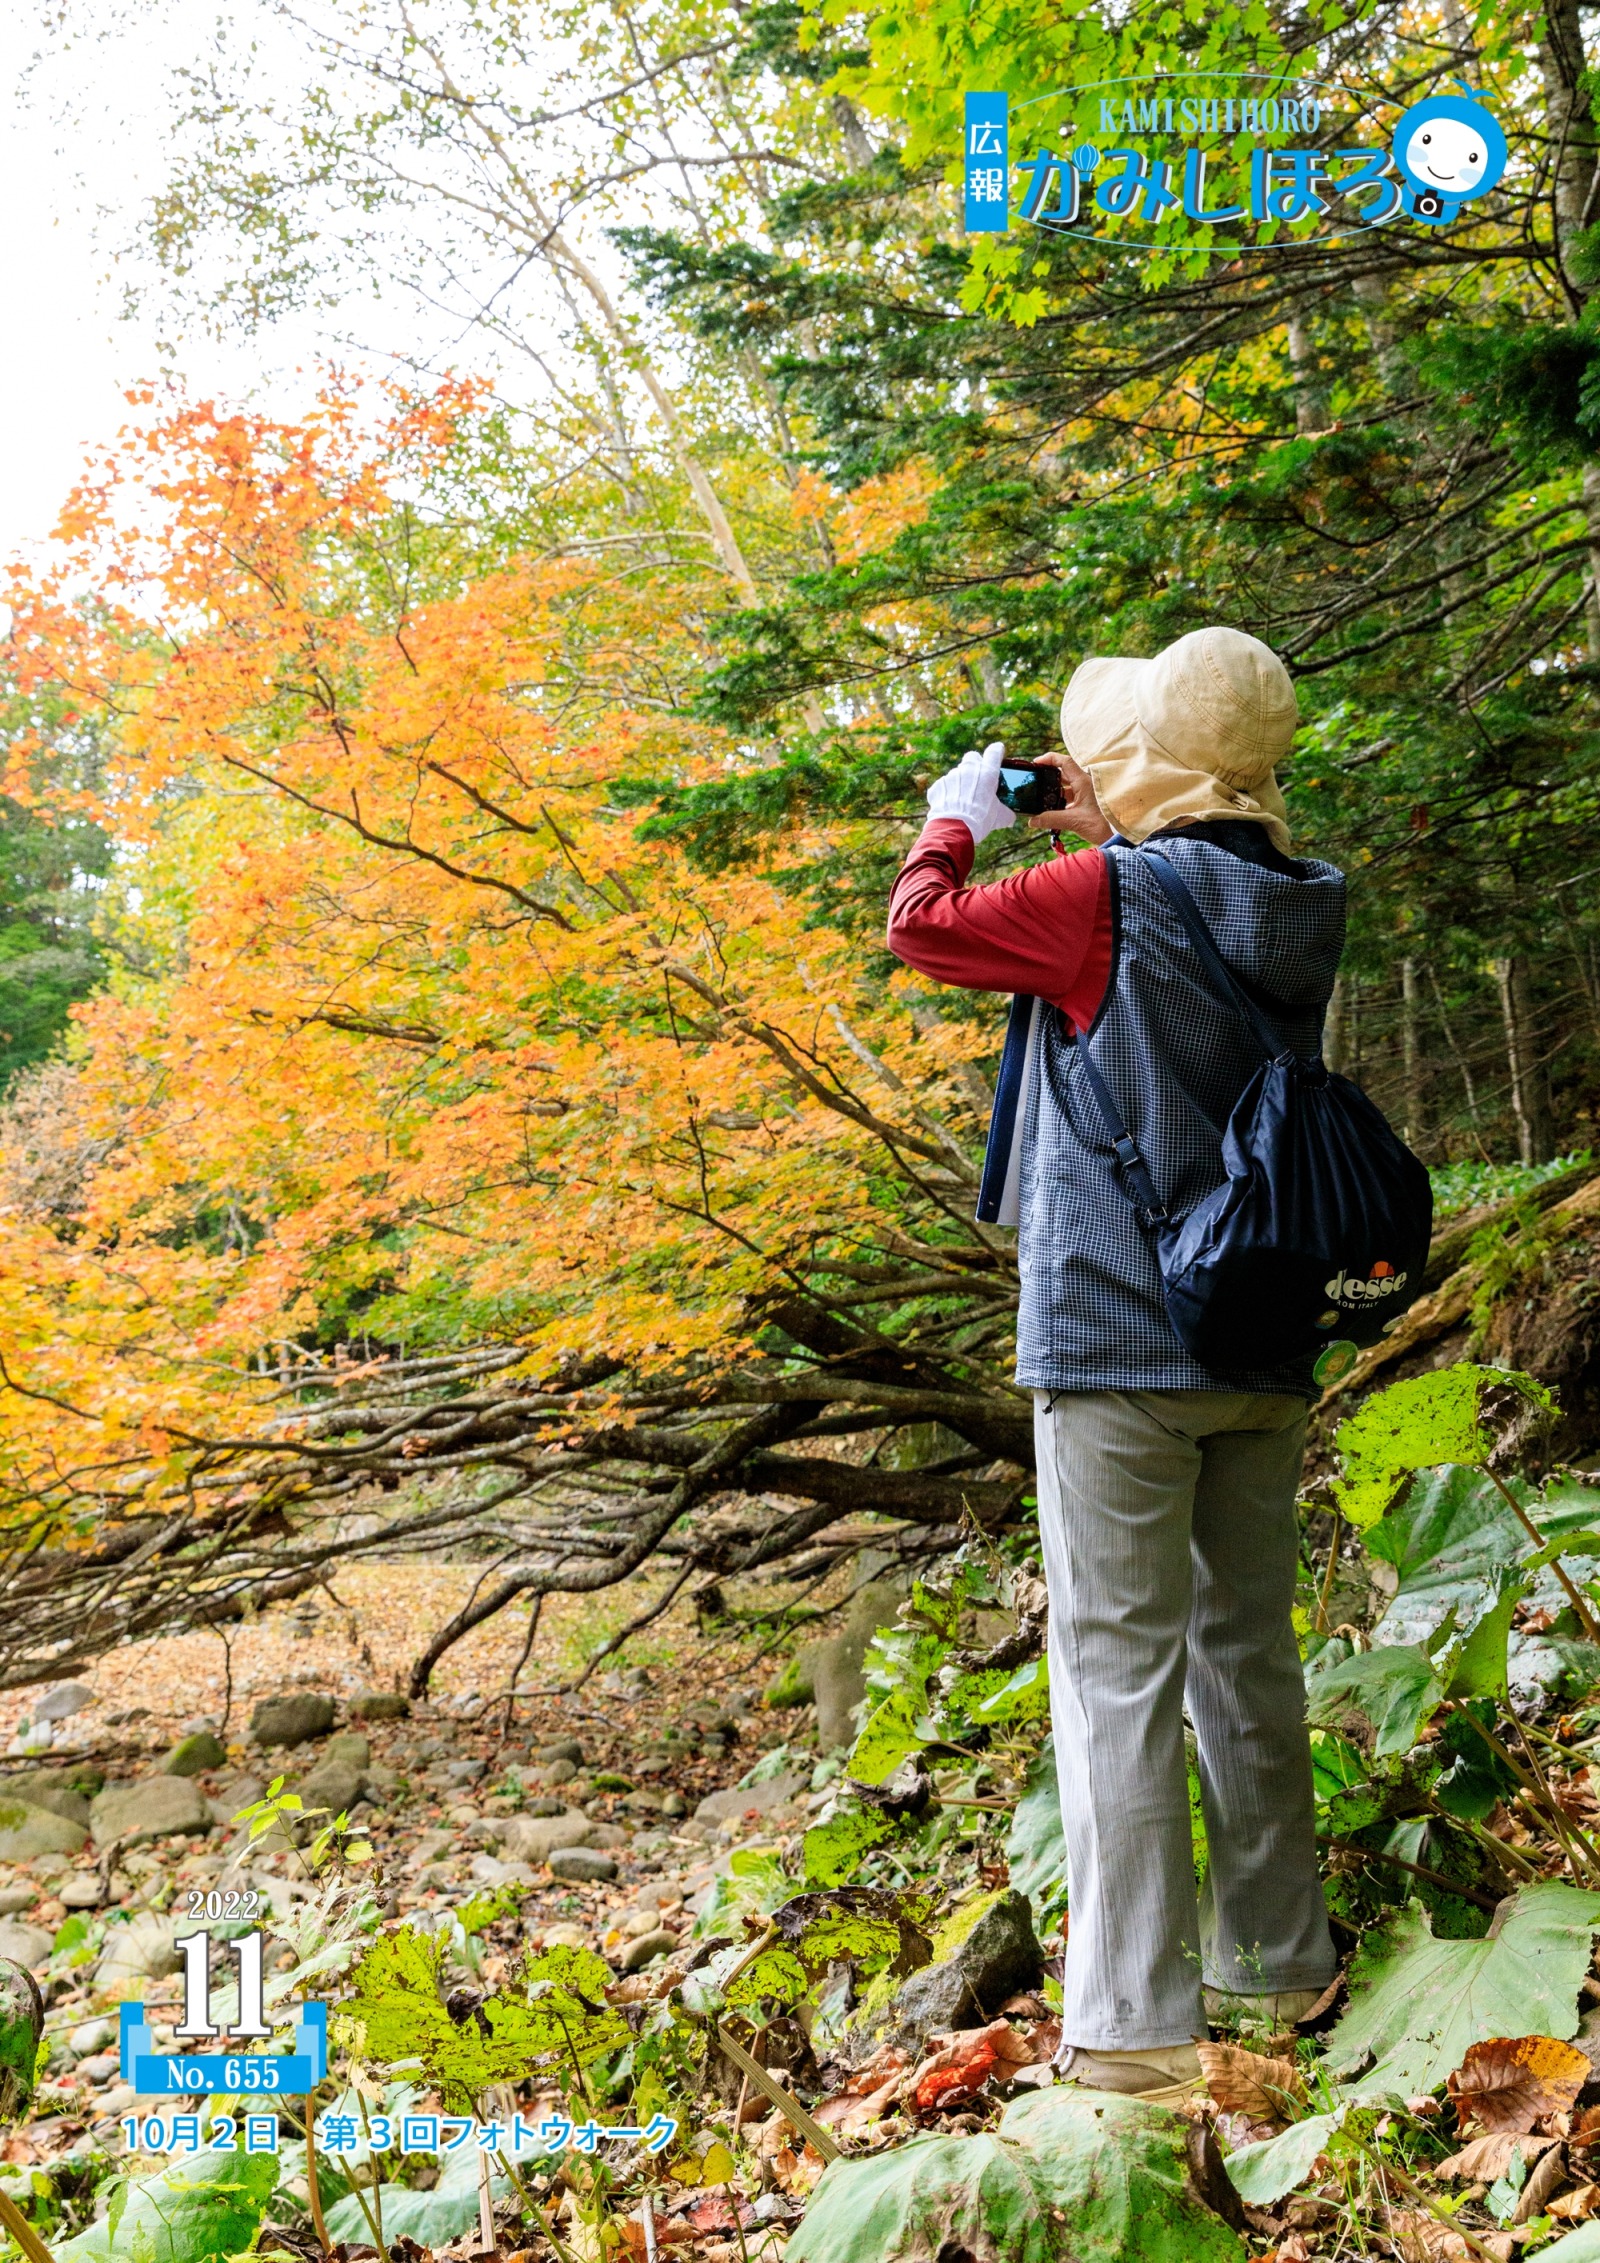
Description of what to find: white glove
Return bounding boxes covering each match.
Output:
[924,741,1014,846]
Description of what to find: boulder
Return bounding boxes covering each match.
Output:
[162,1732,227,1778]
[692,1774,805,1827]
[0,1801,87,1861]
[469,1855,537,1888]
[839,1888,1044,2063]
[501,1810,595,1866]
[94,1917,179,1989]
[538,1757,578,1787]
[69,2018,115,2058]
[0,1890,34,1917]
[249,1694,335,1748]
[33,1683,95,1724]
[944,1888,1044,2006]
[13,1785,91,1830]
[58,1875,104,1911]
[90,1774,212,1848]
[349,1692,410,1720]
[324,1733,371,1770]
[620,1929,677,1972]
[0,1923,53,1970]
[363,1763,403,1801]
[208,1775,265,1831]
[763,1652,815,1710]
[548,1847,617,1883]
[297,1762,365,1819]
[803,1578,911,1751]
[536,1738,584,1766]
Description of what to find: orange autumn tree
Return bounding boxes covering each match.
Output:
[0,385,1030,1688]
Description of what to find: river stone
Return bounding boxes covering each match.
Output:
[349,1692,410,1720]
[91,1773,213,1847]
[501,1810,595,1865]
[95,1917,179,1989]
[249,1694,335,1748]
[547,1847,617,1883]
[33,1683,96,1724]
[162,1731,227,1777]
[297,1761,365,1819]
[619,1928,677,1972]
[14,1785,91,1829]
[58,1875,104,1911]
[692,1774,805,1826]
[536,1738,585,1766]
[0,1801,87,1861]
[0,1923,53,1970]
[0,1890,34,1917]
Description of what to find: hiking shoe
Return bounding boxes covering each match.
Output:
[1203,1985,1326,2030]
[1055,2042,1203,2100]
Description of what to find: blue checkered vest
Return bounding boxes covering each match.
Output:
[1010,830,1347,1396]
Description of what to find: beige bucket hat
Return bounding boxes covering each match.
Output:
[1059,627,1298,853]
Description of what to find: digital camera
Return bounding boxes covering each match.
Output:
[996,760,1066,816]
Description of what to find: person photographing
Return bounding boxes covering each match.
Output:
[887,627,1352,2098]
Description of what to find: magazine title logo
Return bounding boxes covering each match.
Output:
[962,79,1507,242]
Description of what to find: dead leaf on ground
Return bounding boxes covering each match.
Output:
[769,2144,827,2197]
[1435,2131,1557,2181]
[619,2222,693,2256]
[910,2018,1037,2112]
[1263,2239,1312,2263]
[1553,2184,1600,2221]
[1385,2206,1474,2260]
[1446,2034,1590,2134]
[1196,2040,1306,2125]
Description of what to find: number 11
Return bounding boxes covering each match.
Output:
[174,1930,270,2040]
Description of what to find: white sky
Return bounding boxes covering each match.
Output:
[0,0,370,567]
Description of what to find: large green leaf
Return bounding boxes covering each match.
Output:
[1332,1368,1558,1532]
[802,1802,897,1886]
[1541,2225,1600,2260]
[1224,2111,1349,2207]
[786,2091,1245,2263]
[1005,1738,1067,1920]
[59,2148,279,2262]
[1305,1644,1445,1757]
[1324,1882,1600,2097]
[338,1929,626,2109]
[323,2143,515,2246]
[1366,1466,1600,1653]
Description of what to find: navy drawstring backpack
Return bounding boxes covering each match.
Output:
[990,848,1433,1383]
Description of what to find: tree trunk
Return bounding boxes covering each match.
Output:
[1286,309,1328,435]
[1323,973,1345,1073]
[1493,955,1553,1164]
[1401,957,1424,1146]
[1537,0,1600,660]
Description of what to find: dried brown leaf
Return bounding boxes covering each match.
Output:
[1385,2206,1473,2260]
[1550,2182,1600,2222]
[1435,2131,1557,2181]
[1446,2034,1590,2135]
[1196,2040,1306,2125]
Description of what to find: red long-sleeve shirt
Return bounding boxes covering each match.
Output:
[886,820,1114,1031]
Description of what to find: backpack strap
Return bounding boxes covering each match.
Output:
[1072,1042,1171,1230]
[1140,849,1290,1061]
[1071,845,1288,1233]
